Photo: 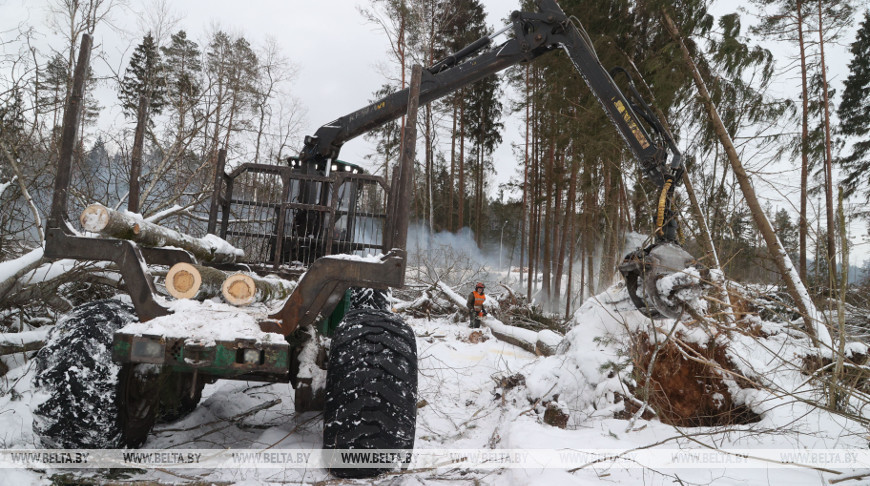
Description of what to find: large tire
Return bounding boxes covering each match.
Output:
[323,309,417,478]
[349,287,391,311]
[117,364,161,447]
[33,299,136,448]
[158,372,205,423]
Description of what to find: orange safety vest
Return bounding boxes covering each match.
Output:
[472,291,486,314]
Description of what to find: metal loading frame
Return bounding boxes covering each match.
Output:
[265,250,406,335]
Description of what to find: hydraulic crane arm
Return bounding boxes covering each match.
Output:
[299,0,699,319]
[300,0,682,198]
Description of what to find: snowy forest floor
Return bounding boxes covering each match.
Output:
[1,284,870,485]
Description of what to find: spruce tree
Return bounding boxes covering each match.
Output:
[838,10,870,200]
[161,31,202,139]
[119,33,167,118]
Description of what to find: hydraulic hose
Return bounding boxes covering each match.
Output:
[655,178,674,237]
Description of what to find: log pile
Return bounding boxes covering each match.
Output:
[165,263,228,300]
[164,263,294,306]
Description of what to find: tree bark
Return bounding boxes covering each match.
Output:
[458,95,465,230]
[520,66,530,288]
[831,186,848,407]
[222,272,294,306]
[818,0,838,288]
[128,94,149,213]
[797,0,810,283]
[449,102,457,232]
[541,138,554,308]
[80,203,244,264]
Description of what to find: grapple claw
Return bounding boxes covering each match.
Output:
[618,242,704,319]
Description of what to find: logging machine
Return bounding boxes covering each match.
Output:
[34,0,700,477]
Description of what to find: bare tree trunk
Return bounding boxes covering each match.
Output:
[558,158,578,316]
[831,186,848,408]
[565,209,577,319]
[425,103,434,233]
[662,10,830,348]
[458,95,465,230]
[798,0,810,283]
[598,163,617,289]
[818,0,838,288]
[528,137,539,300]
[541,139,554,307]
[128,94,149,213]
[520,66,530,288]
[449,103,457,232]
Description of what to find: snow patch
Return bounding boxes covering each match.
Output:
[119,299,282,343]
[0,247,44,283]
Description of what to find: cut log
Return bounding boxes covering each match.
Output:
[222,273,294,306]
[80,204,244,264]
[166,262,228,301]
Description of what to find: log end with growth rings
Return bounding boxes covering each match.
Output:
[166,262,202,300]
[222,273,257,306]
[79,204,110,233]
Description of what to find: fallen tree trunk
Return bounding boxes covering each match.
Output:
[166,262,228,301]
[0,327,52,356]
[80,204,244,264]
[0,247,45,303]
[222,273,295,306]
[433,281,560,356]
[661,11,830,349]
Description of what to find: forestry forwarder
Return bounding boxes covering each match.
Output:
[33,0,701,477]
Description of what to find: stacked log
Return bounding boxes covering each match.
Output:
[80,204,244,264]
[165,263,228,301]
[222,273,294,306]
[164,263,293,306]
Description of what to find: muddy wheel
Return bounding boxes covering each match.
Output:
[323,309,417,478]
[117,364,161,447]
[33,300,136,448]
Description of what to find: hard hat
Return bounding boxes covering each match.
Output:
[476,282,485,289]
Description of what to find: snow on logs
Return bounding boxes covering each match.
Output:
[434,281,561,356]
[80,203,244,264]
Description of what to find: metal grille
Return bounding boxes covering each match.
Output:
[214,163,388,276]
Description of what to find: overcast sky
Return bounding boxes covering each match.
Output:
[1,0,523,187]
[2,0,868,265]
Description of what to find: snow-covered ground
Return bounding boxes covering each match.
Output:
[1,284,869,484]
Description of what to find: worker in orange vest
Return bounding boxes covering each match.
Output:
[466,282,487,329]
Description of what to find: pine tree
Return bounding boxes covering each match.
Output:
[363,84,402,178]
[465,72,503,245]
[119,33,167,118]
[838,10,870,200]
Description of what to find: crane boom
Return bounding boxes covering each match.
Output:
[298,0,700,319]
